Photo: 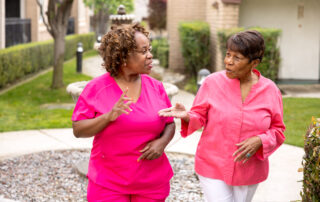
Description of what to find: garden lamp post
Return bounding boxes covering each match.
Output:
[96,35,102,43]
[197,68,211,90]
[76,42,83,73]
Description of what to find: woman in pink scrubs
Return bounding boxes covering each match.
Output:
[159,30,285,202]
[72,23,175,201]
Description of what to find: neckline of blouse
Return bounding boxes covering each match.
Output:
[110,74,144,105]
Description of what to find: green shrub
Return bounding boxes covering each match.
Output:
[179,21,211,80]
[158,46,169,68]
[184,77,197,94]
[151,37,169,68]
[0,33,95,88]
[301,117,320,201]
[217,27,281,82]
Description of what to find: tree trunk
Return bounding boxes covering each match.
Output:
[51,29,66,89]
[36,0,73,89]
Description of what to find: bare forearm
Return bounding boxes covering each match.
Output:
[72,113,112,138]
[158,122,176,147]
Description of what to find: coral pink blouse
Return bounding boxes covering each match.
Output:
[72,73,174,193]
[181,70,285,186]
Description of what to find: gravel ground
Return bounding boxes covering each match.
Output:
[0,150,204,202]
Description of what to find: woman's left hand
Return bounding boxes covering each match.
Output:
[233,136,262,163]
[137,139,166,162]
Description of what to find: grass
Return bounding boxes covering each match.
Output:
[0,50,96,132]
[0,54,319,148]
[283,97,320,147]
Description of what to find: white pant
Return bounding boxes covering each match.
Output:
[198,175,258,202]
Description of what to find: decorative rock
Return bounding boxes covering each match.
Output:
[74,158,89,178]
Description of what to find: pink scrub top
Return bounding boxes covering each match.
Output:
[72,73,174,194]
[181,69,285,186]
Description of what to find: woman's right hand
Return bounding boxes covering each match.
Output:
[108,88,133,122]
[158,103,190,122]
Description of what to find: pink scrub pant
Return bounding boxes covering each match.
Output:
[87,179,170,202]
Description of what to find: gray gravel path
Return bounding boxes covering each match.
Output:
[0,150,203,202]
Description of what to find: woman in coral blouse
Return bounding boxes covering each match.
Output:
[72,23,175,201]
[159,30,285,201]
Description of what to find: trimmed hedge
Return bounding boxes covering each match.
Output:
[179,21,211,79]
[151,37,169,68]
[217,27,281,82]
[301,117,320,201]
[0,33,95,88]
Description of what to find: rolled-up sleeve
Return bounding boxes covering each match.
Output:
[256,89,286,160]
[181,80,209,137]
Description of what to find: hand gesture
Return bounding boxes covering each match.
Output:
[158,103,189,122]
[137,139,166,162]
[108,88,133,122]
[233,136,262,163]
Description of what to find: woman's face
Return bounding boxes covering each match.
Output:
[125,32,153,75]
[224,49,255,80]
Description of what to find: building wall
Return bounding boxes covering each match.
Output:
[134,0,148,22]
[25,0,52,42]
[205,0,240,71]
[167,0,240,72]
[0,0,4,49]
[167,0,207,71]
[72,0,90,34]
[25,1,38,42]
[239,0,320,80]
[25,0,90,43]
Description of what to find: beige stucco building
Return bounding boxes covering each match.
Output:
[0,0,90,49]
[168,0,320,81]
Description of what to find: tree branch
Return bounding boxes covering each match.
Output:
[36,0,54,37]
[47,0,58,37]
[59,0,74,27]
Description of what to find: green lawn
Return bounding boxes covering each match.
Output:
[283,97,320,147]
[0,50,96,132]
[0,55,319,148]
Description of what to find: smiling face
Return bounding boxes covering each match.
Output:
[224,49,257,80]
[124,32,153,75]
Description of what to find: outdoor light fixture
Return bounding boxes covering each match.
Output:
[76,42,83,73]
[197,69,211,90]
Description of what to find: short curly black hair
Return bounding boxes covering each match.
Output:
[98,23,149,77]
[227,30,265,62]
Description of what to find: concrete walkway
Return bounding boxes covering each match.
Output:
[1,55,317,201]
[0,93,304,202]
